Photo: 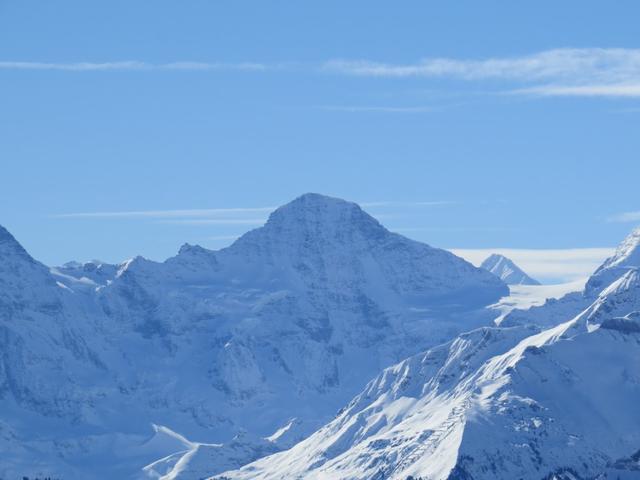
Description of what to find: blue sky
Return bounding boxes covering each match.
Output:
[1,1,639,280]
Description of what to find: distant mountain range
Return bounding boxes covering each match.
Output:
[1,194,639,480]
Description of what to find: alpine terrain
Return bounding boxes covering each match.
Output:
[0,193,508,479]
[214,227,640,480]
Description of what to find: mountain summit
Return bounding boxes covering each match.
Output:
[481,253,540,285]
[226,193,509,304]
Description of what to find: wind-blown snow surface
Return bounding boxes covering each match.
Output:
[481,253,541,286]
[214,228,640,480]
[0,194,508,479]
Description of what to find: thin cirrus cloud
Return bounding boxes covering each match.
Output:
[0,61,270,72]
[160,218,268,226]
[53,201,454,220]
[53,207,275,226]
[6,48,640,98]
[52,200,456,227]
[606,211,640,223]
[53,207,276,219]
[323,48,640,98]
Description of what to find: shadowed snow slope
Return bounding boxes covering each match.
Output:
[215,255,640,480]
[481,253,541,286]
[0,193,508,479]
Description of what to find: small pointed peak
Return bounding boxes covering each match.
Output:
[480,253,540,286]
[481,253,506,268]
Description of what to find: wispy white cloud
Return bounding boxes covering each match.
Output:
[161,218,267,226]
[450,247,614,283]
[54,207,273,228]
[606,211,640,223]
[9,49,640,97]
[514,83,640,97]
[0,61,270,72]
[324,48,640,98]
[54,207,275,219]
[323,48,640,81]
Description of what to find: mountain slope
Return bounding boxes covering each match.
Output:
[481,253,540,286]
[501,226,640,329]
[0,193,508,479]
[585,226,640,296]
[216,265,640,480]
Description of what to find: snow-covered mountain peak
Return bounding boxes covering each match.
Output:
[606,226,640,268]
[586,226,640,296]
[257,192,385,246]
[481,253,540,285]
[221,193,507,306]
